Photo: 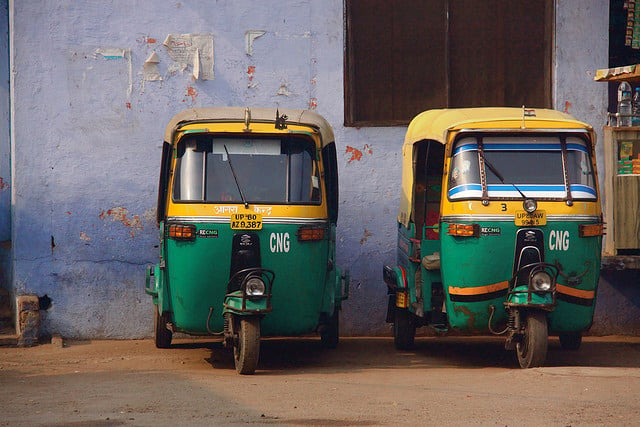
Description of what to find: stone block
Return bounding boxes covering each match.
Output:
[16,295,40,347]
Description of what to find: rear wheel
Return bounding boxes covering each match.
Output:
[516,311,548,368]
[559,332,582,350]
[393,308,416,350]
[154,306,172,349]
[320,309,340,349]
[234,317,261,375]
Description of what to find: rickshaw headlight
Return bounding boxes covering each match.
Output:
[523,199,537,213]
[530,271,552,292]
[245,277,266,296]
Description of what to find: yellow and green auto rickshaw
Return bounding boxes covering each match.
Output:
[384,107,603,368]
[145,107,348,374]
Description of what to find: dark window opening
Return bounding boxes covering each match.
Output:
[345,0,553,126]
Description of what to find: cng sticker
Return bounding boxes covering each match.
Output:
[549,230,569,251]
[270,232,290,253]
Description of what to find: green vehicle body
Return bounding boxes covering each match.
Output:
[145,107,348,373]
[146,222,346,336]
[385,108,604,368]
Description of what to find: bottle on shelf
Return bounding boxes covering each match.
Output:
[618,81,632,126]
[633,87,640,126]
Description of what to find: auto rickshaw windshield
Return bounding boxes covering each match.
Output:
[448,135,596,201]
[172,135,321,204]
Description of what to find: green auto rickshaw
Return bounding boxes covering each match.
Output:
[146,107,348,374]
[384,107,603,368]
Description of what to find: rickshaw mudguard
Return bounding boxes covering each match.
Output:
[223,291,271,315]
[144,265,156,297]
[507,285,554,307]
[330,266,349,310]
[144,264,165,307]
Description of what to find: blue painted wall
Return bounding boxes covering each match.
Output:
[0,0,10,291]
[7,1,632,338]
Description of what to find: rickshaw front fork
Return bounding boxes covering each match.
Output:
[489,305,532,350]
[504,308,522,350]
[223,313,234,348]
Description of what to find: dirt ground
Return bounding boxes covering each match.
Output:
[1,335,640,426]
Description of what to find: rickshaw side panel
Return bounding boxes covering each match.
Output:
[545,222,601,333]
[439,221,516,331]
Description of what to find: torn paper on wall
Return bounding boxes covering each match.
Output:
[95,48,126,60]
[245,30,266,56]
[143,51,162,81]
[163,34,214,80]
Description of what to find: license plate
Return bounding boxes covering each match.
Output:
[230,213,262,230]
[514,210,547,226]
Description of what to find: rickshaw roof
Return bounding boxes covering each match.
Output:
[398,108,594,228]
[164,107,335,147]
[403,107,593,147]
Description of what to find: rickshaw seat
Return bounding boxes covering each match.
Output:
[422,252,440,271]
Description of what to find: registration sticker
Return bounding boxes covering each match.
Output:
[230,213,262,230]
[514,210,547,226]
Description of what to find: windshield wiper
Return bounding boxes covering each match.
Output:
[483,156,528,200]
[224,145,249,209]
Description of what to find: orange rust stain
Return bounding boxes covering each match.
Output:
[363,144,373,155]
[99,207,143,236]
[359,229,373,245]
[184,86,198,104]
[346,146,363,164]
[147,38,157,44]
[309,98,318,110]
[125,102,131,109]
[453,305,478,332]
[564,101,572,113]
[247,66,256,81]
[0,177,9,191]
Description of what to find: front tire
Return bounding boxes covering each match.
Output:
[393,308,416,350]
[516,311,548,368]
[559,332,582,350]
[234,317,261,375]
[154,306,172,349]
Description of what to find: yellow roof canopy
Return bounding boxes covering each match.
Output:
[403,107,591,147]
[164,107,335,147]
[398,107,594,227]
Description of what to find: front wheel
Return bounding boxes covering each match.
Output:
[233,317,261,375]
[154,306,172,349]
[516,311,548,368]
[393,308,416,350]
[559,332,582,350]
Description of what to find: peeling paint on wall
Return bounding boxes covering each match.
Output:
[245,30,266,56]
[277,83,292,96]
[564,101,572,113]
[95,48,126,60]
[247,66,256,88]
[142,51,162,81]
[359,229,373,245]
[345,144,373,164]
[183,85,198,105]
[163,33,214,80]
[99,207,143,237]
